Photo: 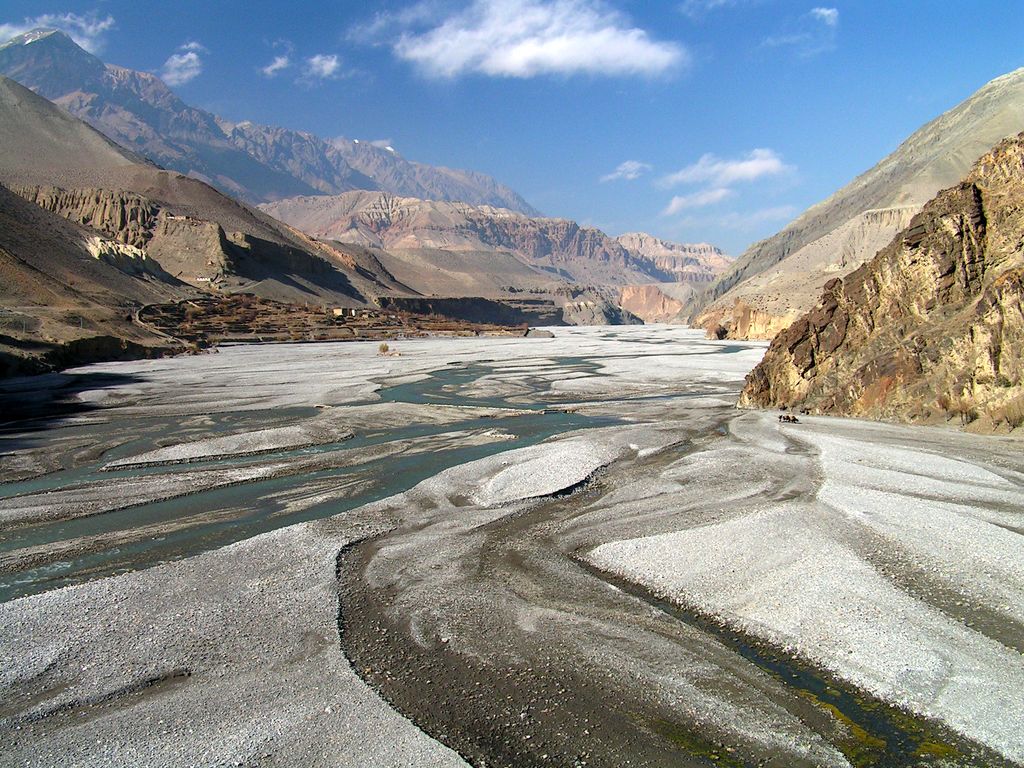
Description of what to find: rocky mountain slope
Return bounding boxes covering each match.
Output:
[696,65,1024,339]
[618,284,699,324]
[0,29,536,213]
[614,233,730,283]
[259,191,730,289]
[0,179,193,376]
[740,133,1024,433]
[0,74,410,302]
[0,73,434,373]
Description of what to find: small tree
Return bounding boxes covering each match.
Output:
[378,342,389,355]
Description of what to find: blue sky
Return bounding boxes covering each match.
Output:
[1,1,1021,254]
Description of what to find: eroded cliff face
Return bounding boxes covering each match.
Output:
[260,192,732,289]
[701,301,800,341]
[618,285,689,323]
[695,207,917,340]
[16,185,157,248]
[614,233,731,283]
[740,135,1024,433]
[10,185,374,300]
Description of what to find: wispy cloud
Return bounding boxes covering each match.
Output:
[0,11,115,53]
[354,2,448,41]
[678,205,798,229]
[663,187,733,215]
[374,0,686,79]
[662,148,791,188]
[763,6,839,57]
[304,53,341,80]
[660,148,793,218]
[262,55,290,76]
[810,7,839,27]
[161,41,206,86]
[369,139,395,149]
[600,160,652,183]
[678,0,742,19]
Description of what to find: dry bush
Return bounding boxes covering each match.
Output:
[378,342,390,355]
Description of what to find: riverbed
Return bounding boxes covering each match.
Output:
[0,327,1021,767]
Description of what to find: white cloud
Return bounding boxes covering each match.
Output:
[390,0,686,79]
[678,0,740,18]
[662,187,733,215]
[661,148,793,219]
[763,7,838,56]
[304,53,341,79]
[262,55,290,76]
[369,139,394,149]
[0,11,115,53]
[354,2,448,41]
[662,148,791,188]
[600,160,652,183]
[161,42,205,86]
[810,7,839,27]
[692,205,798,228]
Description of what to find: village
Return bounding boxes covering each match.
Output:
[136,294,533,347]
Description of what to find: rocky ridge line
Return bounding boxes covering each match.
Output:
[694,65,1024,340]
[739,133,1024,433]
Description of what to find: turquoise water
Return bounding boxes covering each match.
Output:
[0,361,614,602]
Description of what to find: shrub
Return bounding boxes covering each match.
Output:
[378,342,389,355]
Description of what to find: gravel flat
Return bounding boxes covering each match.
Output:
[3,327,1020,767]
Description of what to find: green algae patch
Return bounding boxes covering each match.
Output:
[651,719,748,768]
[813,698,888,767]
[915,740,960,760]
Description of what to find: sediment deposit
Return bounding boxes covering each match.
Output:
[2,328,1021,767]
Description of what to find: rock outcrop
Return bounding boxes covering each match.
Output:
[16,185,158,248]
[740,134,1024,433]
[696,64,1024,340]
[614,233,731,283]
[618,284,693,324]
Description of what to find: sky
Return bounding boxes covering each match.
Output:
[1,1,1022,254]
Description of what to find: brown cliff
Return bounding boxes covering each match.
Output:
[739,134,1024,433]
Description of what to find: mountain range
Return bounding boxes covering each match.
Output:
[259,191,731,291]
[0,73,423,373]
[0,26,733,334]
[0,65,731,373]
[694,65,1024,339]
[0,29,537,213]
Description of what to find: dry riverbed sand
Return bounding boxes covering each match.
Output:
[0,326,1021,766]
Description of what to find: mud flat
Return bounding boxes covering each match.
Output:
[1,327,1021,766]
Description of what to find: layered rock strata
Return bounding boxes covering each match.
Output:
[740,134,1024,432]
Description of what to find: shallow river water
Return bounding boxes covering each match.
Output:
[1,329,1020,768]
[0,359,611,601]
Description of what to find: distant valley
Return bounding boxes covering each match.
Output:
[0,32,732,374]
